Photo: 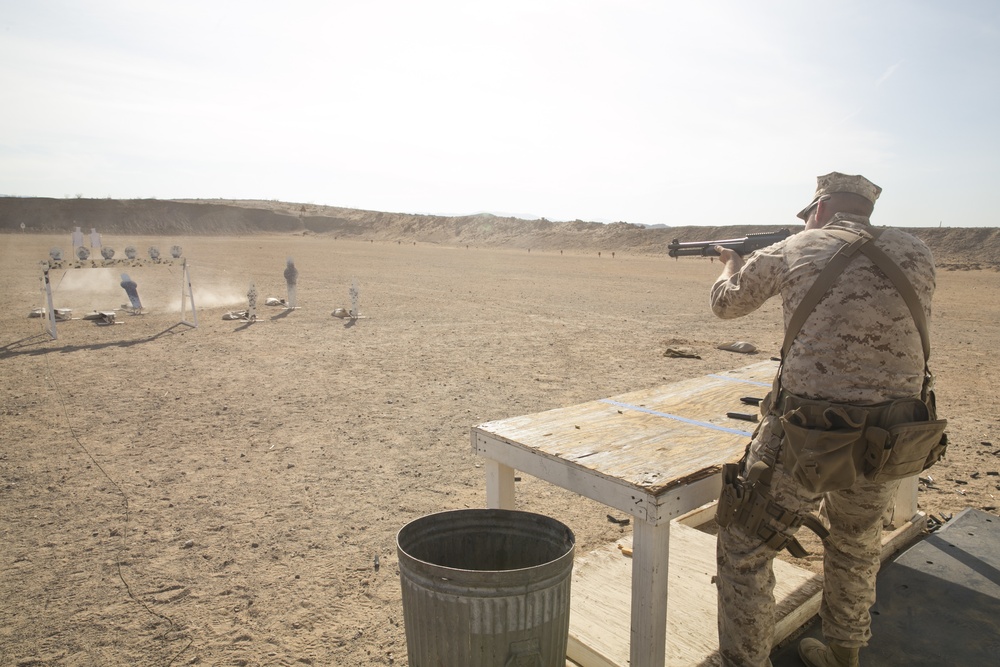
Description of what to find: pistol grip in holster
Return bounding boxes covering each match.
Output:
[715,462,744,529]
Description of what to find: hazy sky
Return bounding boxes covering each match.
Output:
[2,1,998,227]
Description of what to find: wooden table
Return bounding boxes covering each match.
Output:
[472,361,778,667]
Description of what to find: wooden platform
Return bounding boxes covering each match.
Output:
[567,522,822,667]
[564,507,925,667]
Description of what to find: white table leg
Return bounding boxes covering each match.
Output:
[630,517,671,667]
[485,459,516,509]
[892,475,920,523]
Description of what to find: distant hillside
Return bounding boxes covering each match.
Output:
[1,196,996,268]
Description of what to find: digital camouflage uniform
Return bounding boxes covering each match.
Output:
[710,212,936,666]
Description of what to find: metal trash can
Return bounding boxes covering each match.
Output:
[396,508,575,667]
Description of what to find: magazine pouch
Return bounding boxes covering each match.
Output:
[780,397,868,494]
[863,396,948,482]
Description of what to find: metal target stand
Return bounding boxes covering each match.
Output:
[40,258,198,340]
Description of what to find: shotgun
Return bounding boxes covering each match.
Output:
[667,228,792,258]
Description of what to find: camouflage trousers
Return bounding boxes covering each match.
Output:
[716,415,901,667]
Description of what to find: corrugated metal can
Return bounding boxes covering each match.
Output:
[397,508,575,667]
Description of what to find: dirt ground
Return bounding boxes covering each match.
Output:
[1,232,998,666]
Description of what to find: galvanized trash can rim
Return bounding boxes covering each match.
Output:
[396,508,575,574]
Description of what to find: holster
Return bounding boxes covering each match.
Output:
[716,460,829,558]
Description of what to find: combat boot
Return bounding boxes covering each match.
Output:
[798,637,859,667]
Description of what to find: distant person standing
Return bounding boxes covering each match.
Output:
[709,172,945,666]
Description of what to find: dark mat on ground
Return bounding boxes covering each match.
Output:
[771,508,1000,666]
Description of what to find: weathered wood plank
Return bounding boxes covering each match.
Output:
[474,361,777,495]
[568,523,822,667]
[567,514,928,666]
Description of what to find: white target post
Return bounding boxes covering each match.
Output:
[332,278,365,321]
[246,283,258,321]
[349,278,360,318]
[180,259,198,328]
[40,265,59,340]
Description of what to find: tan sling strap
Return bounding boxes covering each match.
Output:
[774,225,932,404]
[856,239,931,362]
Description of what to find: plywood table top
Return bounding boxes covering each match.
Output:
[473,360,777,498]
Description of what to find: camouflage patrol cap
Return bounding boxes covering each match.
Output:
[796,171,882,220]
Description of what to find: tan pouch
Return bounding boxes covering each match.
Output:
[864,419,948,482]
[780,399,868,494]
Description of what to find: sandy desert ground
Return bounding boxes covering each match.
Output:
[1,232,998,666]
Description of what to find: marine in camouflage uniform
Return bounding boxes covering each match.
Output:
[710,172,936,666]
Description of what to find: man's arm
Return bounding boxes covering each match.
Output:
[710,244,784,319]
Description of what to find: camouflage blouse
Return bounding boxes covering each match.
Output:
[711,213,936,404]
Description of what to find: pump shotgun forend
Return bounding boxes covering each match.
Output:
[667,228,792,258]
